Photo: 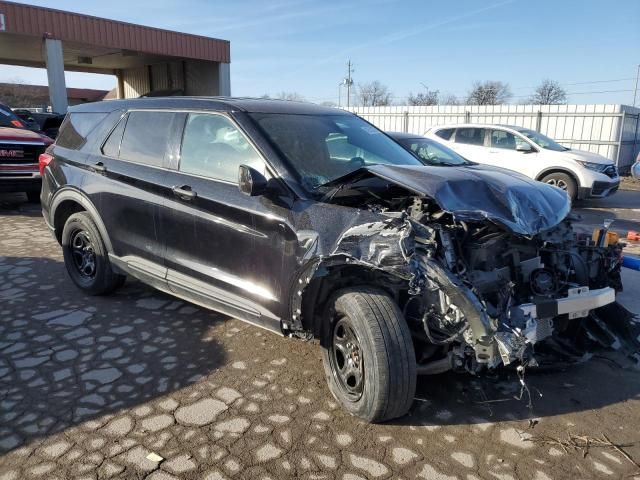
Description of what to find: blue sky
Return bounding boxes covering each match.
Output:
[1,0,639,104]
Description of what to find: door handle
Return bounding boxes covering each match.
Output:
[172,185,197,201]
[92,162,107,173]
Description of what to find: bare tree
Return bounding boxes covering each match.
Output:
[466,81,512,105]
[357,81,392,107]
[528,79,567,105]
[275,91,306,102]
[440,93,459,105]
[408,87,439,106]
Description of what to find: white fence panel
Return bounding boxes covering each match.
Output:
[346,104,640,171]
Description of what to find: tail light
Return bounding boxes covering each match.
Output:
[10,119,24,128]
[39,153,54,176]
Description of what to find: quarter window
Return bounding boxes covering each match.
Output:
[57,113,108,150]
[179,113,265,182]
[435,128,455,140]
[118,111,175,167]
[455,128,486,146]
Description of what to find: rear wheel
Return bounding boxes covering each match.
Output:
[61,212,125,295]
[321,287,416,423]
[541,172,577,201]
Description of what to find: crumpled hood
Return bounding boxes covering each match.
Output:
[340,164,571,236]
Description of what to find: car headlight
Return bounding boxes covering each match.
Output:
[574,160,608,173]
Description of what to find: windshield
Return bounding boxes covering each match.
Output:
[515,127,568,152]
[249,113,423,190]
[398,137,469,166]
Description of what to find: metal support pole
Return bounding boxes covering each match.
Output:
[465,111,471,123]
[43,38,68,113]
[633,64,639,107]
[536,111,542,132]
[616,110,626,168]
[403,111,409,133]
[218,62,231,96]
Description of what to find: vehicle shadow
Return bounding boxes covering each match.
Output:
[576,189,640,210]
[395,352,640,428]
[0,255,228,454]
[0,193,42,218]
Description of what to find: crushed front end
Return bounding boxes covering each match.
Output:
[403,205,622,373]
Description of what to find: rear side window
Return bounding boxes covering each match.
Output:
[179,113,265,182]
[118,111,175,167]
[56,113,108,149]
[455,128,486,146]
[434,128,454,140]
[102,115,128,157]
[0,105,24,128]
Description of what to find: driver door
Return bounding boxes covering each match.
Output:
[160,112,297,332]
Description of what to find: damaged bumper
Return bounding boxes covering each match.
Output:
[494,286,616,366]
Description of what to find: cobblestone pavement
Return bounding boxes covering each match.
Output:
[1,194,640,480]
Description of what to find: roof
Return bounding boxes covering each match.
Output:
[0,1,230,63]
[0,126,51,144]
[71,97,351,115]
[0,83,109,102]
[429,123,526,131]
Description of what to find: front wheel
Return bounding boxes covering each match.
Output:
[321,287,416,423]
[541,172,577,202]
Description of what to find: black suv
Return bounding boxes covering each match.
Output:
[42,97,622,422]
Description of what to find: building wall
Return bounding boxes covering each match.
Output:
[120,59,228,98]
[347,104,640,171]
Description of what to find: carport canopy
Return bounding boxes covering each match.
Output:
[0,1,231,112]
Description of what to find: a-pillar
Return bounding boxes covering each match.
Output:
[44,38,68,113]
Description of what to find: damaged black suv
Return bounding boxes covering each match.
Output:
[42,98,623,422]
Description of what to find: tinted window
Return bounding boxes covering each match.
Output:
[0,105,24,128]
[455,128,485,146]
[179,113,265,182]
[56,113,108,149]
[403,138,468,166]
[101,115,128,157]
[251,113,422,190]
[119,111,175,167]
[435,128,454,140]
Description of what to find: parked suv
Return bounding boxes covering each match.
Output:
[425,123,619,201]
[42,98,623,422]
[0,126,52,201]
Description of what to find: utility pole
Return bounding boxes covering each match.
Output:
[634,64,640,107]
[345,60,354,108]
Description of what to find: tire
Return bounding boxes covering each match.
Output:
[540,172,577,201]
[61,211,126,295]
[321,287,416,423]
[26,190,40,203]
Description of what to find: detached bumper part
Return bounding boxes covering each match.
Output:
[497,287,616,365]
[530,286,616,320]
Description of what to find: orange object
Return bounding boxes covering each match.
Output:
[627,231,640,241]
[592,229,620,246]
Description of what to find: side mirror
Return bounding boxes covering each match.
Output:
[238,164,268,196]
[516,143,533,153]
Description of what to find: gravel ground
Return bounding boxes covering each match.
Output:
[1,196,640,480]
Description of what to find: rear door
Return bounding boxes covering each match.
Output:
[449,127,490,163]
[84,110,180,287]
[161,112,296,331]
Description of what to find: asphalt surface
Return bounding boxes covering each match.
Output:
[1,191,639,480]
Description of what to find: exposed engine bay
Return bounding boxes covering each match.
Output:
[402,203,622,373]
[292,164,631,374]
